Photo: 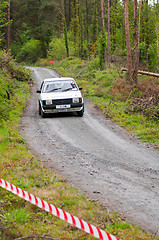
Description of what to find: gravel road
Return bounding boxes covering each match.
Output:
[20,67,159,235]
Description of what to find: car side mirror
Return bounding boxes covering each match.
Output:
[79,87,83,90]
[36,90,41,93]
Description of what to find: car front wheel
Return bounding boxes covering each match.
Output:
[39,102,41,115]
[39,102,46,118]
[77,109,84,117]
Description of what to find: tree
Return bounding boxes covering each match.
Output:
[133,0,138,85]
[7,0,10,52]
[154,0,159,61]
[0,1,8,48]
[91,0,98,44]
[10,0,58,58]
[100,0,106,68]
[138,0,142,45]
[0,0,157,70]
[70,0,80,55]
[85,0,89,43]
[101,0,104,28]
[109,0,125,53]
[63,17,69,57]
[124,0,132,84]
[107,0,110,55]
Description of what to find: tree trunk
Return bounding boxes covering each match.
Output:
[7,0,10,52]
[101,0,104,28]
[133,0,138,85]
[100,0,106,65]
[155,0,159,59]
[138,0,142,45]
[63,18,69,57]
[121,67,159,77]
[124,0,132,84]
[107,0,110,55]
[61,0,64,33]
[86,0,89,43]
[69,0,71,25]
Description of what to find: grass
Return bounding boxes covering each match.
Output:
[0,53,159,239]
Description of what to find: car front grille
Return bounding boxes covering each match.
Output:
[52,98,72,105]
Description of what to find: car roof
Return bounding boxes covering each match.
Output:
[43,77,75,82]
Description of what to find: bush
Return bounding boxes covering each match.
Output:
[125,78,159,121]
[0,50,32,82]
[0,51,32,121]
[87,58,100,71]
[48,36,75,60]
[147,43,157,72]
[16,39,43,63]
[111,78,132,101]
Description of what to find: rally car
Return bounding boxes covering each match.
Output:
[36,77,84,117]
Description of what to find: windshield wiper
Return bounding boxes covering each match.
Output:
[62,87,73,92]
[48,88,61,92]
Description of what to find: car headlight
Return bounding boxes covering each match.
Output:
[73,97,82,103]
[45,99,52,105]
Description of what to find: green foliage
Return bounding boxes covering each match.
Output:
[63,18,69,57]
[16,39,43,64]
[147,43,158,71]
[0,75,12,120]
[0,51,32,121]
[0,1,8,46]
[98,30,107,70]
[48,37,67,60]
[0,0,157,72]
[0,1,7,28]
[139,42,147,61]
[109,0,125,52]
[70,0,80,55]
[87,58,100,71]
[90,0,99,44]
[48,37,75,60]
[139,2,157,62]
[3,208,30,224]
[0,51,32,81]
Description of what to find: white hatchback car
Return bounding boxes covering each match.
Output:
[36,77,84,117]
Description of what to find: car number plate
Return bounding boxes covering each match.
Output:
[56,104,70,109]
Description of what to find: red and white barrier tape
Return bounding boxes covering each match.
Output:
[0,178,121,240]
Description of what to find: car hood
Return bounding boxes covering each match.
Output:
[40,90,82,100]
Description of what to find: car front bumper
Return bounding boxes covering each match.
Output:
[41,102,84,114]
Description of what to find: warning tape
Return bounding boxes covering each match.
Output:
[0,178,121,240]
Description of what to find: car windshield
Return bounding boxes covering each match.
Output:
[42,80,78,93]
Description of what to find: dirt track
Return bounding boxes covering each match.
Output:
[20,67,159,235]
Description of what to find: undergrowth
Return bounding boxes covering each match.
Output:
[0,52,158,239]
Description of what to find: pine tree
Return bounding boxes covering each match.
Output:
[124,0,132,83]
[70,0,80,55]
[0,1,8,48]
[133,0,138,85]
[91,0,98,44]
[63,17,69,57]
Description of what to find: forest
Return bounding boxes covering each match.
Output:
[0,0,159,80]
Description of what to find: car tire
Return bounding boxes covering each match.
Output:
[39,102,41,115]
[39,102,47,118]
[77,109,84,117]
[41,108,46,118]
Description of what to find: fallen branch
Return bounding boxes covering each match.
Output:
[6,90,10,100]
[121,67,159,78]
[108,100,118,106]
